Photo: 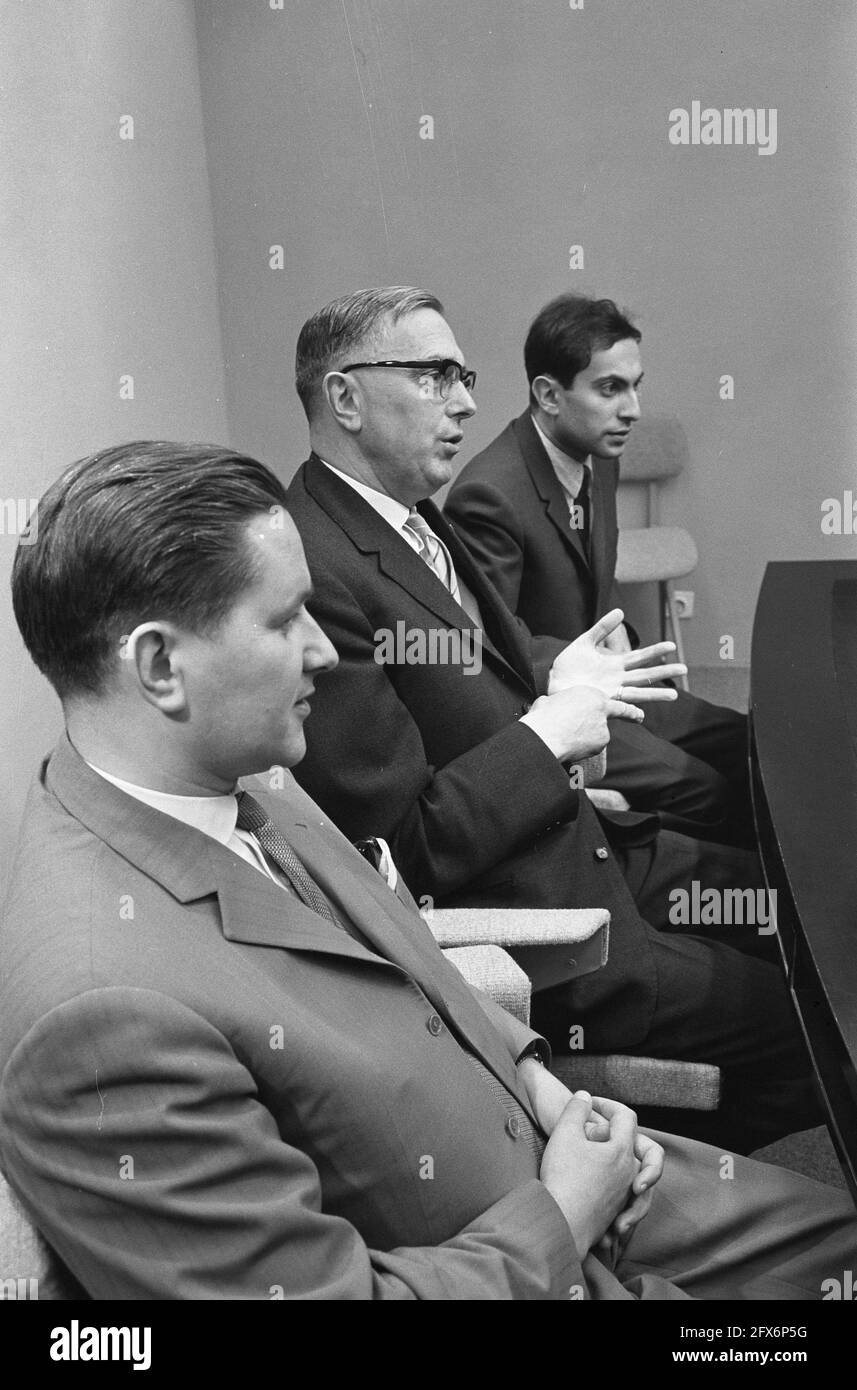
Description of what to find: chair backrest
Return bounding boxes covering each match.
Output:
[619,414,689,483]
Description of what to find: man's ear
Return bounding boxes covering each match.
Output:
[321,370,362,434]
[120,622,188,715]
[530,374,562,416]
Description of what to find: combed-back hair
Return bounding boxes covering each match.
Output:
[12,440,289,699]
[295,286,444,419]
[524,294,640,394]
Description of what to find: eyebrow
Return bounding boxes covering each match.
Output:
[271,582,314,622]
[592,370,645,388]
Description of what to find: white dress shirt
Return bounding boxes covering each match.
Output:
[87,763,289,890]
[87,762,400,895]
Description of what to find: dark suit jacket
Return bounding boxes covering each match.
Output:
[445,411,624,644]
[444,415,751,829]
[286,455,658,1048]
[0,736,578,1300]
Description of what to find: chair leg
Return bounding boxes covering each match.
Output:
[658,580,668,643]
[664,580,690,691]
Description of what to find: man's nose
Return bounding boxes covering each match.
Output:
[305,614,339,673]
[619,390,641,421]
[447,380,477,418]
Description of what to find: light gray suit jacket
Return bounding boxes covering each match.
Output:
[0,735,575,1299]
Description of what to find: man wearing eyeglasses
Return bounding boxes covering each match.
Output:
[286,286,817,1154]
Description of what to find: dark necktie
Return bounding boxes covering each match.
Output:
[574,467,591,559]
[235,791,345,930]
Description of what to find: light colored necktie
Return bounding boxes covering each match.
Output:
[235,791,346,930]
[403,510,462,605]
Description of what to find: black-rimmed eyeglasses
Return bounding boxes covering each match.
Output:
[339,358,477,399]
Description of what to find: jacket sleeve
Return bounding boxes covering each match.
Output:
[0,989,579,1301]
[296,570,579,902]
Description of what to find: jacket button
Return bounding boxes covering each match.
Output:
[427,1013,444,1036]
[506,1115,522,1140]
[594,846,609,861]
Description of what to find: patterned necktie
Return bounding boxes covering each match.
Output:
[235,791,345,930]
[403,510,462,604]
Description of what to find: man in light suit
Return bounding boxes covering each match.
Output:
[1,440,853,1300]
[445,293,752,847]
[285,286,816,1153]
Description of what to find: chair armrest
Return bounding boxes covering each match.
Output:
[443,944,532,1025]
[428,907,610,987]
[427,907,609,949]
[552,1054,721,1111]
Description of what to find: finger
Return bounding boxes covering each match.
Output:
[623,641,677,668]
[590,1095,639,1126]
[633,1134,665,1191]
[615,1190,654,1237]
[605,699,644,723]
[584,1115,611,1142]
[583,608,625,646]
[590,1094,638,1149]
[615,687,679,703]
[620,662,688,685]
[553,1092,594,1136]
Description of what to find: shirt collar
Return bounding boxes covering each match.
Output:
[319,458,411,532]
[87,763,239,846]
[530,414,591,497]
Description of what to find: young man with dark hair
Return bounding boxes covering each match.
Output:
[445,292,752,847]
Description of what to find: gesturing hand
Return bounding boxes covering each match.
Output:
[520,683,643,763]
[548,608,687,704]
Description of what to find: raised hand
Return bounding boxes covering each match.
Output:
[548,608,687,703]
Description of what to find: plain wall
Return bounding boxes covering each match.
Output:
[195,0,857,664]
[0,0,228,880]
[4,1,856,875]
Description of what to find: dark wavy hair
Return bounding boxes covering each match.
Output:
[524,294,640,397]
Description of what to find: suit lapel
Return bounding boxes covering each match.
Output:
[303,456,532,688]
[242,777,537,1105]
[45,735,376,967]
[515,412,591,571]
[45,738,535,1120]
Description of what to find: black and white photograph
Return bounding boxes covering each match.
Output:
[0,0,855,1344]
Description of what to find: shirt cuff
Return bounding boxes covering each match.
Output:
[515,1038,551,1068]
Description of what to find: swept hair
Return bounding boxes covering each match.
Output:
[295,285,443,419]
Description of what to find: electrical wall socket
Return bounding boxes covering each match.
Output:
[673,590,695,618]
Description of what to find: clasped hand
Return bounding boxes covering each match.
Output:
[518,1059,664,1262]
